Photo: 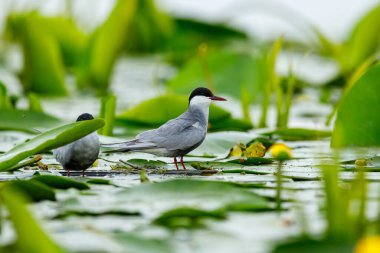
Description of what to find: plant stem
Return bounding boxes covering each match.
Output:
[98,95,116,136]
[276,161,283,211]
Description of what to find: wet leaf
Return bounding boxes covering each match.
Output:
[332,64,380,147]
[273,238,354,253]
[60,179,270,218]
[5,180,56,202]
[111,233,173,253]
[86,178,112,185]
[0,109,63,133]
[227,157,274,165]
[153,207,226,228]
[32,175,90,190]
[263,128,331,141]
[0,119,105,171]
[124,158,167,169]
[0,187,65,253]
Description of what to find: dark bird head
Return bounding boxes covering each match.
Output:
[76,113,94,122]
[188,87,227,105]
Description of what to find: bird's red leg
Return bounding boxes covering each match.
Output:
[82,170,85,177]
[174,157,179,170]
[180,156,186,170]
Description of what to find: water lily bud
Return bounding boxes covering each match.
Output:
[355,159,367,167]
[270,143,292,160]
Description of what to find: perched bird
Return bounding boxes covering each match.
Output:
[103,87,226,170]
[53,113,100,176]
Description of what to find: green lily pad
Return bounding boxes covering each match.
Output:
[0,119,104,171]
[262,128,331,141]
[5,180,56,202]
[227,157,274,165]
[153,207,226,228]
[273,238,354,253]
[86,178,112,185]
[111,233,173,253]
[332,64,380,147]
[0,109,63,133]
[32,175,90,190]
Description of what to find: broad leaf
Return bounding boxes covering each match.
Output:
[0,109,63,133]
[168,51,266,103]
[0,119,104,171]
[263,128,331,141]
[331,64,380,147]
[0,187,65,253]
[32,175,90,190]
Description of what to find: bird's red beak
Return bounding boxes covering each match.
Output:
[210,96,227,101]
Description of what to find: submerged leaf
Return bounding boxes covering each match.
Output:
[0,119,104,171]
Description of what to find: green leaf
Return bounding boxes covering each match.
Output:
[28,93,44,112]
[86,178,112,185]
[7,14,67,95]
[111,233,173,253]
[168,51,266,102]
[117,94,251,131]
[0,109,63,133]
[339,4,380,73]
[273,238,354,253]
[153,207,226,228]
[0,119,104,171]
[262,128,331,141]
[98,95,116,136]
[77,0,138,91]
[117,179,270,212]
[6,180,56,202]
[32,175,90,190]
[227,157,274,165]
[332,64,380,147]
[0,187,66,253]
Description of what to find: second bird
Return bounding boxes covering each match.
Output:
[103,87,226,170]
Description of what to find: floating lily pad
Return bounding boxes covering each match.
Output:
[32,175,90,190]
[153,207,226,228]
[5,180,56,202]
[273,238,354,253]
[227,157,274,166]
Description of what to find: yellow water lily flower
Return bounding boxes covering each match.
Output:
[355,236,380,253]
[270,143,292,160]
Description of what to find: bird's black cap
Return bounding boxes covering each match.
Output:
[188,87,214,102]
[76,113,94,122]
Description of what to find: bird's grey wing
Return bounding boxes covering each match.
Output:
[138,116,206,151]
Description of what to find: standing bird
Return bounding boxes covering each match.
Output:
[102,87,226,170]
[54,113,100,176]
